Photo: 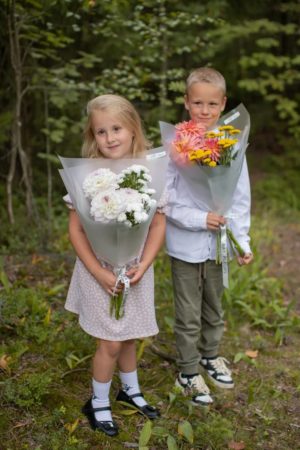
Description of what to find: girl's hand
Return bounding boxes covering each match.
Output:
[95,267,123,296]
[126,261,148,286]
[237,253,253,266]
[207,212,226,231]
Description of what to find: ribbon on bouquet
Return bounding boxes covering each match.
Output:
[111,267,131,319]
[219,225,229,288]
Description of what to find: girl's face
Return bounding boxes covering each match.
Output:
[91,110,134,159]
[184,82,226,129]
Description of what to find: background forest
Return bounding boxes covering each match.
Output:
[1,1,300,449]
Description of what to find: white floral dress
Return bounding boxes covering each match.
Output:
[63,193,167,340]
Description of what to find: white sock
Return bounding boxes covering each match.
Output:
[119,370,147,407]
[92,378,112,422]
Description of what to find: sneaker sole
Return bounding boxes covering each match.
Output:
[206,373,234,389]
[190,398,213,407]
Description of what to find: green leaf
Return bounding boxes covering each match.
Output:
[167,435,178,450]
[139,420,152,447]
[233,352,245,363]
[0,270,11,293]
[178,420,194,444]
[168,392,176,404]
[152,426,169,437]
[117,409,139,416]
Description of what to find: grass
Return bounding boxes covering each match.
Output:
[1,146,300,449]
[1,219,300,449]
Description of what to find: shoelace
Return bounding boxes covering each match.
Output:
[187,375,210,395]
[209,357,232,375]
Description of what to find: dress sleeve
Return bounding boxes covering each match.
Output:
[63,193,75,210]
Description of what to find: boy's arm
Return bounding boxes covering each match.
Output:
[228,158,253,262]
[165,161,211,231]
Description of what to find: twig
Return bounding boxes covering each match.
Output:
[61,368,90,379]
[149,343,176,362]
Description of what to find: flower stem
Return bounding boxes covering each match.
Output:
[226,228,245,257]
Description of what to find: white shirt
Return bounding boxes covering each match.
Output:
[165,158,252,262]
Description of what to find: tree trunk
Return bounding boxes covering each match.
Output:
[44,90,53,237]
[6,123,17,224]
[7,0,33,219]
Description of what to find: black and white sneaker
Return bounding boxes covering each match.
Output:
[200,356,234,389]
[175,373,213,406]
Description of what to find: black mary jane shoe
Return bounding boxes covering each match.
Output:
[116,390,160,420]
[81,398,119,437]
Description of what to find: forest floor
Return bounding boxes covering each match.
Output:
[1,169,300,449]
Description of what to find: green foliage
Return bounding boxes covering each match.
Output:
[224,236,300,336]
[3,371,53,407]
[195,412,234,447]
[252,143,300,214]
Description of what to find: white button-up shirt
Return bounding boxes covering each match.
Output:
[165,158,252,262]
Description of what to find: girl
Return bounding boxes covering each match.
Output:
[64,94,166,437]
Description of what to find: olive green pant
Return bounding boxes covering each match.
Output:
[170,257,224,375]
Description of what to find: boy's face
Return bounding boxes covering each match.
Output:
[184,82,227,129]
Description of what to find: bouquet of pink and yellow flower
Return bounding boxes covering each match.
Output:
[172,120,241,167]
[160,103,251,288]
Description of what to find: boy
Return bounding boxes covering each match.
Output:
[166,67,253,405]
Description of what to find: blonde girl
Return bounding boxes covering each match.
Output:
[64,94,166,437]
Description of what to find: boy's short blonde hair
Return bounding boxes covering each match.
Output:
[82,94,150,158]
[186,67,226,95]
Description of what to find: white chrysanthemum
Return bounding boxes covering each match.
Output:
[143,173,152,182]
[134,211,148,223]
[126,202,143,213]
[83,168,117,199]
[119,188,142,204]
[141,193,151,202]
[141,187,155,195]
[117,212,127,223]
[90,189,123,222]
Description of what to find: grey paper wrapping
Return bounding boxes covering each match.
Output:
[159,104,250,215]
[59,147,168,267]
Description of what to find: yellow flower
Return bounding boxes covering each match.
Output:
[218,125,234,131]
[205,131,217,138]
[209,161,217,167]
[188,149,211,161]
[203,158,211,163]
[229,129,240,135]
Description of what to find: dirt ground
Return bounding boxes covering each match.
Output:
[267,222,300,310]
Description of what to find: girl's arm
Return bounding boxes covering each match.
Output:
[126,212,166,285]
[68,210,121,295]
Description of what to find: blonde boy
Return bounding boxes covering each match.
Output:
[166,67,253,405]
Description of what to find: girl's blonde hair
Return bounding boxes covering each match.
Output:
[186,67,226,95]
[82,94,150,158]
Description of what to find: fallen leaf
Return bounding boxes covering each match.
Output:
[245,349,258,359]
[64,418,80,434]
[228,441,245,450]
[0,354,12,373]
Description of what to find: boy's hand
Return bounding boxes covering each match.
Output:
[237,253,253,266]
[206,212,226,231]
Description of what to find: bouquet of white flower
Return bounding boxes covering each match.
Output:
[83,165,157,228]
